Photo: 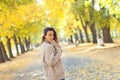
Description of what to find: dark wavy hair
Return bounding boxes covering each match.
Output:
[41,27,59,44]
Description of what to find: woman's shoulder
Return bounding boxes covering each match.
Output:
[40,41,53,49]
[40,41,52,54]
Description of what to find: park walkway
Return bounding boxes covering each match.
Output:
[0,43,120,80]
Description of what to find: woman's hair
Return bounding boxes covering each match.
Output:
[41,27,59,44]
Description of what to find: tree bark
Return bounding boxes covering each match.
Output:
[24,37,29,51]
[89,0,97,43]
[18,36,25,54]
[80,17,90,43]
[28,36,33,50]
[6,36,14,58]
[0,41,6,63]
[78,28,84,43]
[90,23,97,43]
[83,26,90,43]
[13,35,19,55]
[0,49,5,63]
[70,35,73,43]
[102,27,113,43]
[0,40,9,61]
[74,33,79,43]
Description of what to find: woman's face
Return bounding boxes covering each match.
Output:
[44,31,54,42]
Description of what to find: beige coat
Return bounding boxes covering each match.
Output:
[40,41,65,80]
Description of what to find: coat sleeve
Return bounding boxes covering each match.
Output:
[44,45,62,66]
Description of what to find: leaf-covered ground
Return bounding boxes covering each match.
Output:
[0,43,120,80]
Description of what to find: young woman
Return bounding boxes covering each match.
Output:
[40,27,65,80]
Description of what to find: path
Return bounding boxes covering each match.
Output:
[0,43,120,80]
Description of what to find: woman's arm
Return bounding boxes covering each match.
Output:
[44,45,62,66]
[51,40,62,61]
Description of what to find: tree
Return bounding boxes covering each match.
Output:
[71,0,91,43]
[89,0,97,43]
[95,0,116,43]
[0,0,45,63]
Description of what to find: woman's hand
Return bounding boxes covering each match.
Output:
[51,40,58,47]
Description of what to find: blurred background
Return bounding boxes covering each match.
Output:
[0,0,120,80]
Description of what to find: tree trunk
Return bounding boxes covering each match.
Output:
[83,26,90,43]
[13,35,19,55]
[18,36,25,54]
[0,41,6,63]
[78,28,84,43]
[6,36,14,58]
[24,37,29,51]
[70,35,73,43]
[0,49,5,63]
[28,36,32,50]
[0,41,9,61]
[102,27,113,43]
[90,23,97,43]
[89,0,97,43]
[80,16,90,43]
[74,33,79,43]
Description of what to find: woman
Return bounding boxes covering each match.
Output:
[40,27,65,80]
